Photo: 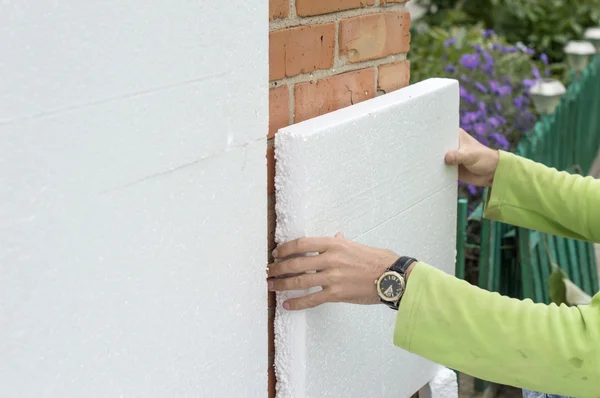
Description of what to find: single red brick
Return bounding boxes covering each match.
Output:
[269,24,335,81]
[294,68,375,122]
[267,145,275,194]
[378,60,410,93]
[296,0,374,17]
[269,0,289,20]
[339,12,411,63]
[269,86,290,139]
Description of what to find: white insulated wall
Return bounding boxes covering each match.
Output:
[275,79,459,398]
[0,2,267,397]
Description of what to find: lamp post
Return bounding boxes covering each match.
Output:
[564,40,597,75]
[529,78,567,115]
[584,27,600,52]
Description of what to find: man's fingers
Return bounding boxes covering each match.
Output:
[268,254,329,277]
[273,237,337,259]
[283,290,331,311]
[268,272,326,292]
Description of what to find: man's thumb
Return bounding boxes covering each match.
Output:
[445,149,472,166]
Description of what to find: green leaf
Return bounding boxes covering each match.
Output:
[548,269,567,305]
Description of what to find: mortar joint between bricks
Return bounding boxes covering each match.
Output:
[269,53,408,88]
[268,4,409,31]
[333,19,342,69]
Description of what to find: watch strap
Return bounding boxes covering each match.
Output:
[382,256,418,310]
[389,256,418,276]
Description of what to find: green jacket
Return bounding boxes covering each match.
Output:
[394,151,600,397]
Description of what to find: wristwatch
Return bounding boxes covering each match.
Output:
[374,256,418,310]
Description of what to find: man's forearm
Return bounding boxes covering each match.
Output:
[395,262,600,397]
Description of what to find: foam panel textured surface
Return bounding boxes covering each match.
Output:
[274,78,459,398]
[0,1,267,397]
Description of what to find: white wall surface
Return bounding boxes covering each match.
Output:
[274,79,459,398]
[0,2,267,397]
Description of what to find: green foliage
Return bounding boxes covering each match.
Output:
[410,24,544,84]
[413,0,600,67]
[548,268,567,305]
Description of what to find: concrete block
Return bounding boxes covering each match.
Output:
[274,78,459,398]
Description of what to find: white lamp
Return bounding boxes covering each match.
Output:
[584,27,600,52]
[529,78,566,115]
[564,40,597,72]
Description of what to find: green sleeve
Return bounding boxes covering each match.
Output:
[483,150,600,242]
[394,263,600,397]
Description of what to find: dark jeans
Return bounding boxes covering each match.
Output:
[522,389,570,398]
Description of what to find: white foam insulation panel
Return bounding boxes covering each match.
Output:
[0,1,267,397]
[274,78,459,398]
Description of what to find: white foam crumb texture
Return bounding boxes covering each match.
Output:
[419,366,459,398]
[274,78,459,398]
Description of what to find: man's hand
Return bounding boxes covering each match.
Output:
[268,233,399,311]
[445,128,500,187]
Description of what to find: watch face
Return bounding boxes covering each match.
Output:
[377,272,405,302]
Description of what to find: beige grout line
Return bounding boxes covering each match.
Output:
[269,52,408,88]
[269,3,407,31]
[333,19,342,68]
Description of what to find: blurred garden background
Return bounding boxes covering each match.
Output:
[406,1,600,396]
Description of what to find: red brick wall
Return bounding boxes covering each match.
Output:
[267,1,411,396]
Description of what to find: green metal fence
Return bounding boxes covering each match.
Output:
[455,54,600,390]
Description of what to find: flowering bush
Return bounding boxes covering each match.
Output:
[412,26,547,200]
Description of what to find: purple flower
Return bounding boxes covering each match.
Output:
[482,51,494,66]
[522,47,535,55]
[489,80,501,94]
[513,96,528,109]
[490,133,509,150]
[523,79,537,88]
[540,53,549,65]
[459,86,476,104]
[473,44,484,52]
[474,123,487,136]
[532,67,541,80]
[488,117,502,128]
[495,101,503,111]
[444,37,457,47]
[467,184,478,195]
[483,29,495,39]
[461,112,480,124]
[498,85,512,96]
[460,54,480,70]
[475,82,488,93]
[444,64,456,73]
[477,101,486,112]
